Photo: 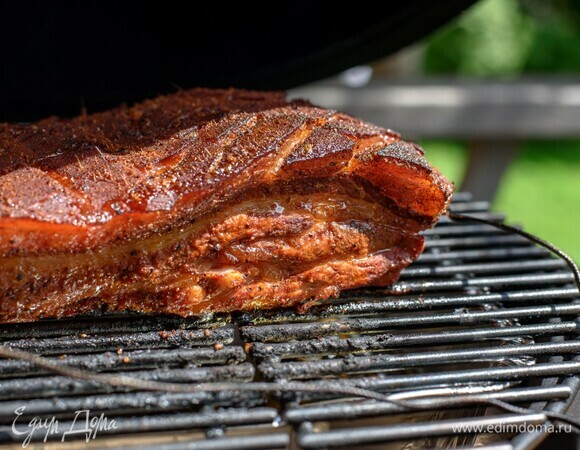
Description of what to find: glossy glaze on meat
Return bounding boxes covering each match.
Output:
[0,88,452,322]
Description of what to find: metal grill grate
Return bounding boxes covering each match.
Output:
[0,193,578,449]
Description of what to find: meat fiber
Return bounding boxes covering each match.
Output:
[0,88,452,323]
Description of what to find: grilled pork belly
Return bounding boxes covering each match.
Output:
[0,89,452,323]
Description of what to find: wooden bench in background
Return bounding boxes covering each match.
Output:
[290,77,580,201]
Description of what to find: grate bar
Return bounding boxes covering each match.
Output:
[416,247,550,264]
[0,346,246,377]
[297,413,546,448]
[0,364,256,400]
[258,340,580,380]
[448,201,491,212]
[328,288,579,314]
[1,329,233,355]
[0,392,254,420]
[421,224,510,236]
[249,322,579,358]
[242,304,580,342]
[437,212,505,224]
[237,288,578,324]
[0,316,226,341]
[423,235,530,248]
[387,272,575,294]
[283,386,571,422]
[303,361,580,393]
[402,259,566,278]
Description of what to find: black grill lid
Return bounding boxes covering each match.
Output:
[0,0,475,121]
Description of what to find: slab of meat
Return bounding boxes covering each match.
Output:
[0,89,452,323]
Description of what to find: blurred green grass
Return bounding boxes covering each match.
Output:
[424,0,580,76]
[421,140,580,262]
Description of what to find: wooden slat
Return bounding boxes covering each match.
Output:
[289,78,580,139]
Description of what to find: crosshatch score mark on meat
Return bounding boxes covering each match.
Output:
[0,88,452,323]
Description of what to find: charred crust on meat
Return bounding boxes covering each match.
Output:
[0,88,452,323]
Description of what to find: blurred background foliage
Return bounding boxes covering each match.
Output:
[425,0,580,75]
[417,0,580,260]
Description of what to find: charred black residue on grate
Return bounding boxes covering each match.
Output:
[0,193,578,450]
